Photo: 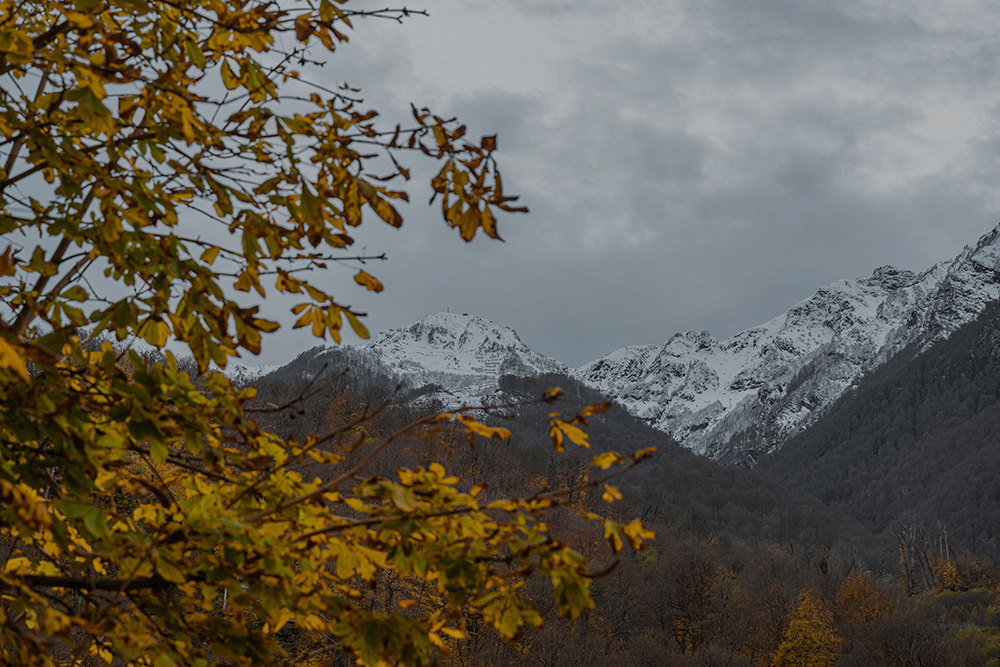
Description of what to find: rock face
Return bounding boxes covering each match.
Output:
[571,226,1000,459]
[363,312,567,405]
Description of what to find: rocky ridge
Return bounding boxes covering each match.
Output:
[572,226,1000,459]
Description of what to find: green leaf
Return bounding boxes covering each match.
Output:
[138,318,170,347]
[60,285,89,302]
[554,578,593,620]
[150,439,167,464]
[344,310,369,339]
[156,559,185,584]
[54,500,94,518]
[185,39,206,69]
[83,506,110,537]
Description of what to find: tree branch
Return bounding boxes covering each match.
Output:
[6,573,176,592]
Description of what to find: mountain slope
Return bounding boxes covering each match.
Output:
[572,226,1000,459]
[759,301,1000,557]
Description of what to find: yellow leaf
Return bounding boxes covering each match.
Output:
[354,269,383,292]
[156,558,185,583]
[304,283,328,301]
[180,107,196,145]
[391,486,419,512]
[0,337,29,382]
[549,424,564,453]
[4,557,31,574]
[456,415,511,440]
[486,499,519,512]
[552,419,589,448]
[590,452,623,470]
[133,505,158,523]
[311,311,325,338]
[220,59,239,90]
[253,318,280,333]
[633,446,657,461]
[455,207,481,241]
[581,402,611,417]
[200,246,220,265]
[621,519,655,549]
[64,10,95,28]
[481,206,500,239]
[293,308,314,329]
[299,614,328,631]
[604,521,623,552]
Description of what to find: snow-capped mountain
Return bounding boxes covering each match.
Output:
[363,312,567,405]
[228,226,1000,461]
[572,226,1000,459]
[223,362,282,385]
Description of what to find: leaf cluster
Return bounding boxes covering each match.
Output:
[0,1,656,664]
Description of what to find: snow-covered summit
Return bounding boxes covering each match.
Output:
[572,224,1000,459]
[222,362,282,385]
[363,312,566,405]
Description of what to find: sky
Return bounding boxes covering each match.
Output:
[255,0,1000,367]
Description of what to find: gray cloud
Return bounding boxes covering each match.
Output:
[245,0,1000,368]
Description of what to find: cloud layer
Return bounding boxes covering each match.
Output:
[259,0,1000,367]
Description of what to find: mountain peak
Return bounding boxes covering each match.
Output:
[406,311,523,344]
[368,312,529,357]
[863,265,918,290]
[363,312,566,403]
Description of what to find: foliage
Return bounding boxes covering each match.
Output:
[836,572,888,624]
[771,591,841,667]
[0,0,657,665]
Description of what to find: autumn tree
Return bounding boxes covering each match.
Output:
[772,591,842,667]
[835,572,888,626]
[0,1,656,665]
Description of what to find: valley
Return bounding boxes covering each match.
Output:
[219,224,1000,666]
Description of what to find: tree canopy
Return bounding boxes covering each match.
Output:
[0,1,655,665]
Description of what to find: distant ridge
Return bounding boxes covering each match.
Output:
[572,223,1000,459]
[230,224,1000,461]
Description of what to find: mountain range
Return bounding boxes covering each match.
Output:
[240,224,1000,464]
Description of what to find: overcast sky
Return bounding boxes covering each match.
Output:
[255,0,1000,367]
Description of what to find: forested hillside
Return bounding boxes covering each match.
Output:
[761,301,1000,559]
[249,350,880,565]
[239,349,1000,667]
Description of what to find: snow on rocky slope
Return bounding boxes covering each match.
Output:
[363,312,567,406]
[572,225,1000,460]
[223,362,282,385]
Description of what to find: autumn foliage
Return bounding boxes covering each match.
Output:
[0,0,658,665]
